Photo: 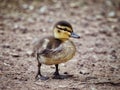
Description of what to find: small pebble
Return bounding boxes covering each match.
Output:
[11,53,20,57]
[64,72,68,74]
[29,5,34,11]
[108,11,116,18]
[4,62,10,66]
[2,44,10,48]
[26,50,33,56]
[22,4,28,9]
[38,6,47,14]
[79,68,90,75]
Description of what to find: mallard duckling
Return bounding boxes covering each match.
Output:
[33,21,80,80]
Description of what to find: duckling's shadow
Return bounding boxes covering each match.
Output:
[35,74,74,81]
[52,74,73,80]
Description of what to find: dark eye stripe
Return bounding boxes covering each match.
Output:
[56,26,72,33]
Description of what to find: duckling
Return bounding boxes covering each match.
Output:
[33,21,80,80]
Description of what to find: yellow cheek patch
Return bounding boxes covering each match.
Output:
[60,31,70,38]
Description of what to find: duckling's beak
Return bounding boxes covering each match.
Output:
[71,32,80,38]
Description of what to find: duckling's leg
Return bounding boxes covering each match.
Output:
[53,64,60,76]
[35,62,49,80]
[35,54,49,80]
[53,64,72,79]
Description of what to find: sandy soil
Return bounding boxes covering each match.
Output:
[0,0,120,90]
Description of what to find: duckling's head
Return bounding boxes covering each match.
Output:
[53,21,80,41]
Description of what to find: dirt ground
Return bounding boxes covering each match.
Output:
[0,0,120,90]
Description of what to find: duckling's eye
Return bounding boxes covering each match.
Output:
[57,30,61,33]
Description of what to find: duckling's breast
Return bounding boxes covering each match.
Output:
[39,40,76,65]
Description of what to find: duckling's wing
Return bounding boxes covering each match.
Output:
[32,36,62,57]
[32,37,48,56]
[38,38,62,57]
[39,45,63,57]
